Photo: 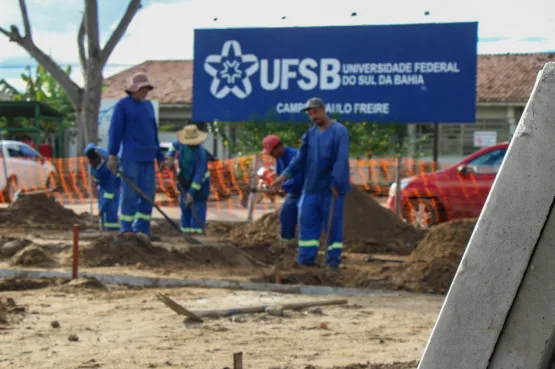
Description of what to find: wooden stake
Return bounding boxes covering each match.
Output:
[233,352,243,369]
[72,224,80,280]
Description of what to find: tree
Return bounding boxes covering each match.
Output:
[0,0,142,152]
[14,65,75,133]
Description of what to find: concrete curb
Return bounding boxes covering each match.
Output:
[0,268,430,297]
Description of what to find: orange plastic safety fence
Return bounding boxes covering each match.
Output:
[0,155,493,229]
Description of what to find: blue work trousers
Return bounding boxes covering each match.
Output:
[100,195,120,231]
[297,193,345,267]
[179,193,207,234]
[279,194,300,242]
[119,161,155,236]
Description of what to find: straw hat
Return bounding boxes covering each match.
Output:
[125,73,154,94]
[177,124,209,146]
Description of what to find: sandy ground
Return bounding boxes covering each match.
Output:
[0,283,442,369]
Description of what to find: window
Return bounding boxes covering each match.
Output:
[7,146,23,158]
[19,145,40,159]
[467,149,507,174]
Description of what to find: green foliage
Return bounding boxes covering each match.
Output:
[11,65,75,133]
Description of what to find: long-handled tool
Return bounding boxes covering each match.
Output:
[12,186,62,202]
[240,187,280,208]
[156,293,348,322]
[175,180,206,235]
[320,194,337,267]
[97,152,202,245]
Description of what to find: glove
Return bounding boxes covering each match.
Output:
[164,158,174,170]
[186,193,193,206]
[107,155,119,174]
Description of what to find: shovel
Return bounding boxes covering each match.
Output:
[97,151,202,245]
[12,186,62,202]
[240,187,277,208]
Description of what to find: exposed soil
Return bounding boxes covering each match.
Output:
[10,245,57,267]
[227,186,425,255]
[0,194,92,229]
[79,233,262,268]
[392,218,477,294]
[0,296,27,328]
[0,237,32,258]
[0,277,57,292]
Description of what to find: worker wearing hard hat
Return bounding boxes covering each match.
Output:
[84,143,121,231]
[271,97,351,272]
[262,134,304,247]
[165,124,211,234]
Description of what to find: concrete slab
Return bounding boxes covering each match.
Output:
[417,62,555,369]
[0,267,426,297]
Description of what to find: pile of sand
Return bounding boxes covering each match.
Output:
[80,234,262,268]
[394,218,477,294]
[0,237,32,258]
[10,245,57,267]
[0,194,87,228]
[229,186,425,255]
[0,297,26,327]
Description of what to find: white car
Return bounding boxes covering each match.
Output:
[0,140,57,201]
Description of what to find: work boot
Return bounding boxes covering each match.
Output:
[122,232,134,237]
[326,264,340,273]
[135,232,152,245]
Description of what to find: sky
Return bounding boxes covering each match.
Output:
[0,0,554,92]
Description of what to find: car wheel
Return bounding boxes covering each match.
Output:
[3,176,19,203]
[402,198,439,229]
[45,172,56,189]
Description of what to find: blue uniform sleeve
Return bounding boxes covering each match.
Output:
[188,150,209,196]
[108,101,125,157]
[282,172,304,193]
[167,140,180,158]
[283,133,308,179]
[98,167,118,214]
[331,126,351,193]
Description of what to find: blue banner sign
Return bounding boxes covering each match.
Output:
[192,22,478,123]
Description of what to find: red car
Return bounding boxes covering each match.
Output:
[387,142,509,228]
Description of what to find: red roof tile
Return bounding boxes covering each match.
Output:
[103,53,555,105]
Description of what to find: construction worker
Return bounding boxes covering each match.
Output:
[271,97,351,271]
[261,134,304,247]
[84,143,121,231]
[165,125,211,234]
[107,73,166,239]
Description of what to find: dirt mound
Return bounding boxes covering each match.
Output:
[64,277,107,290]
[394,218,477,294]
[0,297,27,328]
[80,234,262,268]
[229,212,281,246]
[0,194,85,229]
[0,237,32,258]
[343,186,425,254]
[10,245,57,266]
[228,186,425,255]
[0,277,56,291]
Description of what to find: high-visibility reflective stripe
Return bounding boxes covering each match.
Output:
[103,192,114,199]
[191,182,201,190]
[120,214,134,222]
[135,212,151,221]
[299,240,319,247]
[168,146,176,153]
[327,242,343,251]
[281,238,294,242]
[190,228,203,234]
[103,222,120,229]
[203,171,210,181]
[181,227,190,233]
[93,178,99,183]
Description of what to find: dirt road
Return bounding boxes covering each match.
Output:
[0,282,442,369]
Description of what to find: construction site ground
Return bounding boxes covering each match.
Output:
[0,191,477,368]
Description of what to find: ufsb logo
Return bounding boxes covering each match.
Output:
[204,40,342,99]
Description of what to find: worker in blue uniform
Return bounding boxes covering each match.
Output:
[165,125,211,234]
[84,143,121,231]
[261,134,304,247]
[107,73,166,239]
[271,97,351,271]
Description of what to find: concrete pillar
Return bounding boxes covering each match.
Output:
[417,62,555,369]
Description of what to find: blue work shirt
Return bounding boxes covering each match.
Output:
[276,146,304,198]
[108,96,164,163]
[284,122,351,195]
[88,146,121,214]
